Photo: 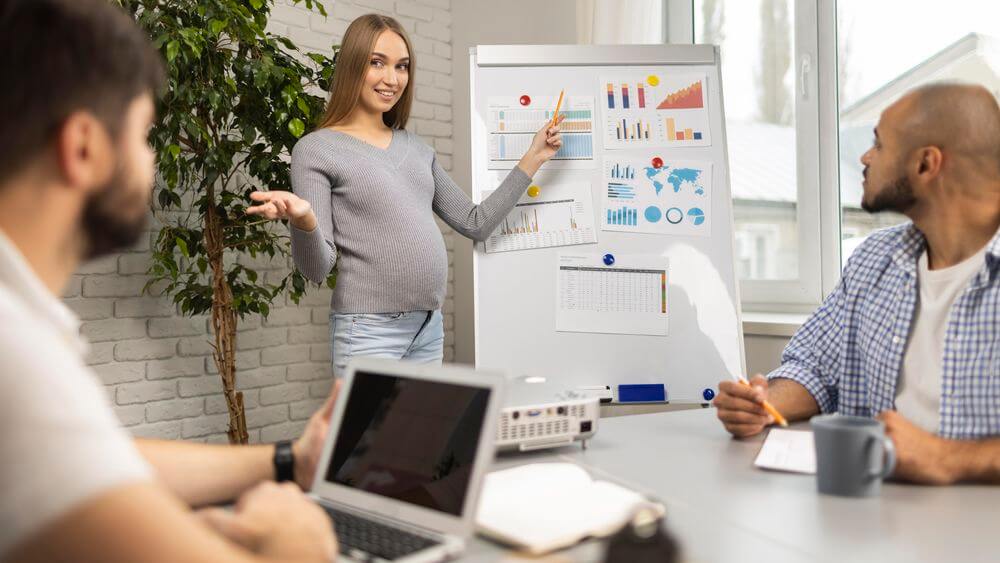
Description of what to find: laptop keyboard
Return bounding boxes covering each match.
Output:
[323,505,441,561]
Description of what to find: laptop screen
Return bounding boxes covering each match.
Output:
[324,370,492,517]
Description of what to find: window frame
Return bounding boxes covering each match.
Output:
[667,0,843,312]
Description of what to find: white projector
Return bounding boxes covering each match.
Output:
[496,375,600,452]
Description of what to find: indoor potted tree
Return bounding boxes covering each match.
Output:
[118,0,336,443]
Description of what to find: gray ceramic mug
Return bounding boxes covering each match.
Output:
[811,414,896,497]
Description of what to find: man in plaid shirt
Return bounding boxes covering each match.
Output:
[714,83,1000,485]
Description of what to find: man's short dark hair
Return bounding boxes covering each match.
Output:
[0,0,165,184]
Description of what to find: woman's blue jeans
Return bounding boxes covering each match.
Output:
[329,310,444,377]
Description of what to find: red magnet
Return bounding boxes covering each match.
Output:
[519,95,531,106]
[651,157,664,169]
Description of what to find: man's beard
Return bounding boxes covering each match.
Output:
[861,174,917,214]
[81,165,149,260]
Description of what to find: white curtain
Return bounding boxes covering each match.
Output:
[576,0,665,45]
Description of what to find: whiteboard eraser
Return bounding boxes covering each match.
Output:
[618,384,666,403]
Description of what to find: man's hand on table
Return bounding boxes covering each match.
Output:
[877,410,961,485]
[713,374,774,438]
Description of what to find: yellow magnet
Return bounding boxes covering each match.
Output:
[527,185,541,198]
[647,75,660,87]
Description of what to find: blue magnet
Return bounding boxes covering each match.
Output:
[602,253,615,266]
[702,388,715,401]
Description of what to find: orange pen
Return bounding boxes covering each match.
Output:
[550,89,565,127]
[739,378,789,427]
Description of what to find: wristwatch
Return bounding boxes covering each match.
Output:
[273,440,295,483]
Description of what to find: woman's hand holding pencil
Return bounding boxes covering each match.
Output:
[516,110,564,177]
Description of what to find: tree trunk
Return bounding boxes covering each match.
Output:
[205,197,248,444]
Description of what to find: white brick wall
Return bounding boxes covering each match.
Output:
[65,0,455,444]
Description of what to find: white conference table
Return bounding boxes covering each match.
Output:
[463,408,1000,563]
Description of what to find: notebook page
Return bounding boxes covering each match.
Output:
[753,428,816,474]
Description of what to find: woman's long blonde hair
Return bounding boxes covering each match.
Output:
[316,14,415,130]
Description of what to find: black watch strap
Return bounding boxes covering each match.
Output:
[273,440,295,483]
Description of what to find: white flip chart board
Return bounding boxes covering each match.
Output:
[471,44,746,404]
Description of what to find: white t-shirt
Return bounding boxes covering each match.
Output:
[0,230,152,557]
[896,245,989,433]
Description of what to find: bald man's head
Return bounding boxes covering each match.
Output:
[893,83,1000,174]
[859,82,1000,215]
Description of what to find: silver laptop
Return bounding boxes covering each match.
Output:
[310,357,505,562]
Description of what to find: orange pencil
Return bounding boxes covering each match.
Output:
[550,89,565,127]
[739,378,788,427]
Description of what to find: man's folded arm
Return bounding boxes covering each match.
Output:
[135,439,274,508]
[3,482,315,563]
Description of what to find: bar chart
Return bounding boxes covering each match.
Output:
[607,183,636,200]
[607,82,648,109]
[665,118,703,141]
[613,117,652,142]
[606,206,638,227]
[484,182,597,253]
[498,208,542,235]
[609,163,636,180]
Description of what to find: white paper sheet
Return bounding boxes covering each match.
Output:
[600,73,712,150]
[556,253,668,336]
[754,429,816,474]
[601,156,712,237]
[482,181,597,253]
[487,95,595,169]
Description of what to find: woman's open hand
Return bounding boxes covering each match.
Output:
[246,191,317,231]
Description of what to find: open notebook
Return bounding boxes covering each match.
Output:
[475,462,664,554]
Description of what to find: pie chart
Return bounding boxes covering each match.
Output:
[688,207,705,226]
[644,206,662,223]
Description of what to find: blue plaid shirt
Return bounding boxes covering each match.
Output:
[770,222,1000,439]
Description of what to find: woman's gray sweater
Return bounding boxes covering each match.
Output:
[289,128,531,313]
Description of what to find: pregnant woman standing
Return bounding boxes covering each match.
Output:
[247,14,563,376]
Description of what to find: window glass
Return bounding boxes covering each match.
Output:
[838,0,1000,263]
[696,0,800,280]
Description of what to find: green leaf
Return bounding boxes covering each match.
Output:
[175,237,189,257]
[280,84,297,108]
[287,117,305,138]
[165,40,180,62]
[168,144,181,159]
[249,0,263,9]
[210,19,227,37]
[296,97,311,118]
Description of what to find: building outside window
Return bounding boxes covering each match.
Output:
[687,0,1000,307]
